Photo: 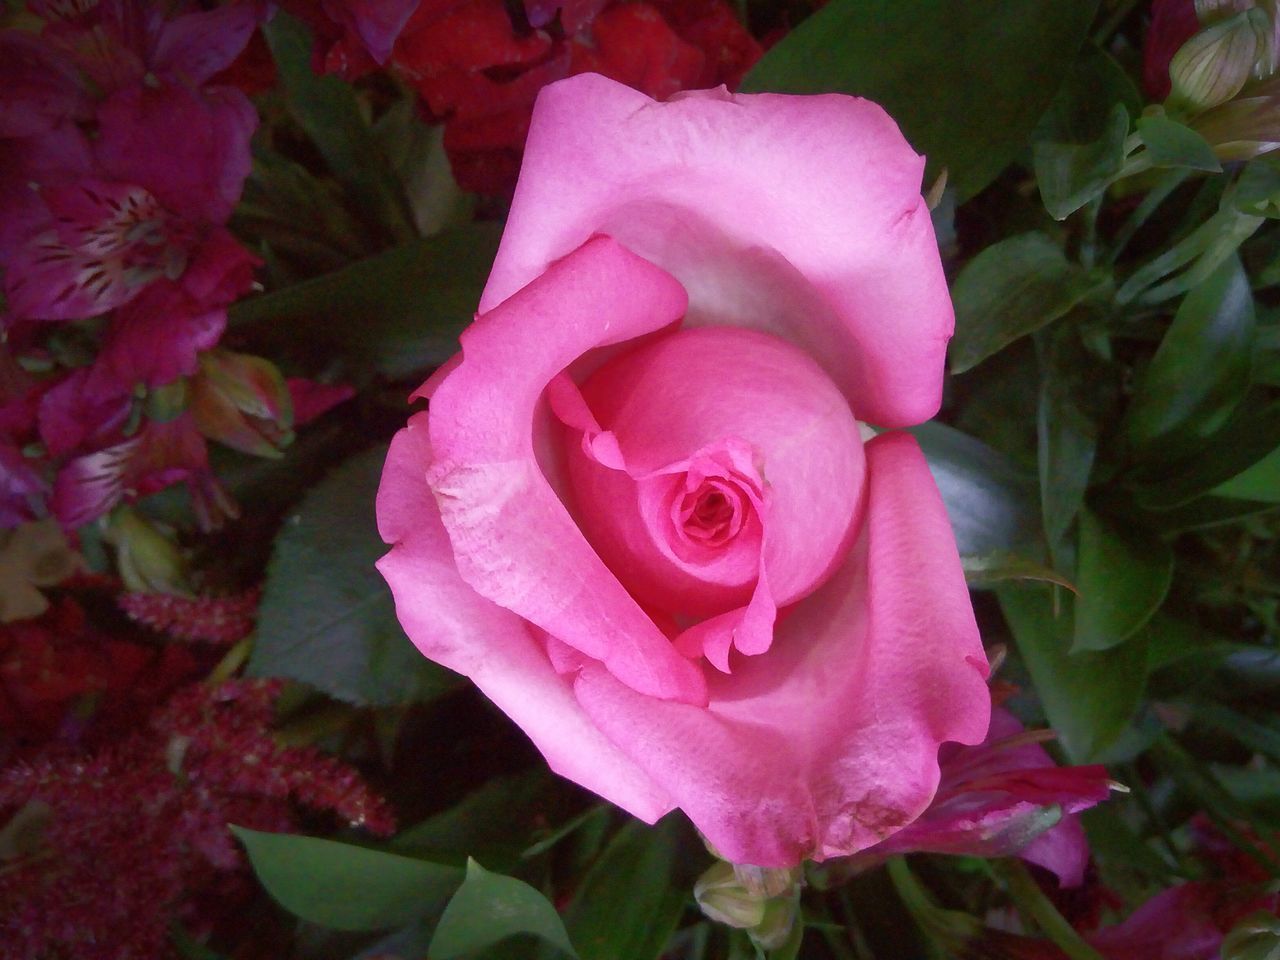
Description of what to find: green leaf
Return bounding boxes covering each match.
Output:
[430,859,578,960]
[1034,104,1130,220]
[561,818,685,960]
[1215,443,1280,501]
[1235,156,1280,218]
[742,0,1100,200]
[911,422,1040,557]
[1130,397,1280,509]
[1034,42,1142,145]
[962,552,1077,592]
[249,445,457,706]
[1125,254,1256,450]
[1194,702,1280,763]
[264,12,415,241]
[1038,327,1108,555]
[230,223,501,381]
[1137,115,1223,173]
[949,234,1109,373]
[997,584,1148,762]
[1072,509,1173,652]
[391,772,562,872]
[231,827,462,931]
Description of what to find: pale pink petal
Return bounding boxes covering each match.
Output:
[376,415,675,820]
[1021,816,1091,889]
[572,432,991,866]
[426,235,708,705]
[482,73,952,428]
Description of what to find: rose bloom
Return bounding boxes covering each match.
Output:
[377,73,991,867]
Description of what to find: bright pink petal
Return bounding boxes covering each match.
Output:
[571,431,991,866]
[568,327,864,609]
[483,73,953,428]
[376,414,675,820]
[426,235,708,705]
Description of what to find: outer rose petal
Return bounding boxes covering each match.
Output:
[427,235,708,705]
[376,414,674,821]
[572,432,991,866]
[481,73,953,428]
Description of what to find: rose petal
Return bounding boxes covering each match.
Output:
[572,431,991,866]
[482,73,953,427]
[377,414,675,821]
[426,235,708,705]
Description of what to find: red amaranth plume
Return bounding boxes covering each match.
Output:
[0,678,394,960]
[118,587,260,644]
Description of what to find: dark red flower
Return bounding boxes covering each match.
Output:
[1143,0,1201,100]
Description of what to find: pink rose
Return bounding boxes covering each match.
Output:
[376,73,991,867]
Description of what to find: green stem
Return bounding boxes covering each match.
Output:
[998,860,1108,960]
[1106,169,1190,266]
[1079,195,1103,270]
[207,637,252,684]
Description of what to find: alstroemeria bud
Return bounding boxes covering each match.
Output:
[694,861,767,928]
[104,507,190,596]
[1222,911,1280,960]
[751,895,800,952]
[1169,8,1272,111]
[1193,74,1280,156]
[189,349,294,458]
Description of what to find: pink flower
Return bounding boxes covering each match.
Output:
[376,74,991,867]
[827,709,1112,887]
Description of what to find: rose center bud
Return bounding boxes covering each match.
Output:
[559,326,867,629]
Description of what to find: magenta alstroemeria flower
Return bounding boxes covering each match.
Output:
[50,414,233,530]
[829,708,1112,887]
[0,446,46,528]
[29,0,264,95]
[1,79,257,323]
[0,31,91,137]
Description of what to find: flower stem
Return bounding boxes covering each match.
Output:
[996,860,1108,960]
[208,636,252,684]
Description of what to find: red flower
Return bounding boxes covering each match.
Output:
[0,679,394,960]
[1143,0,1201,100]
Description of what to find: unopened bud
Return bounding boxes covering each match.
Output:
[750,894,800,952]
[104,507,190,596]
[1192,74,1280,157]
[144,377,188,423]
[1223,910,1280,960]
[733,863,801,899]
[190,349,294,458]
[695,861,767,928]
[1169,8,1271,111]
